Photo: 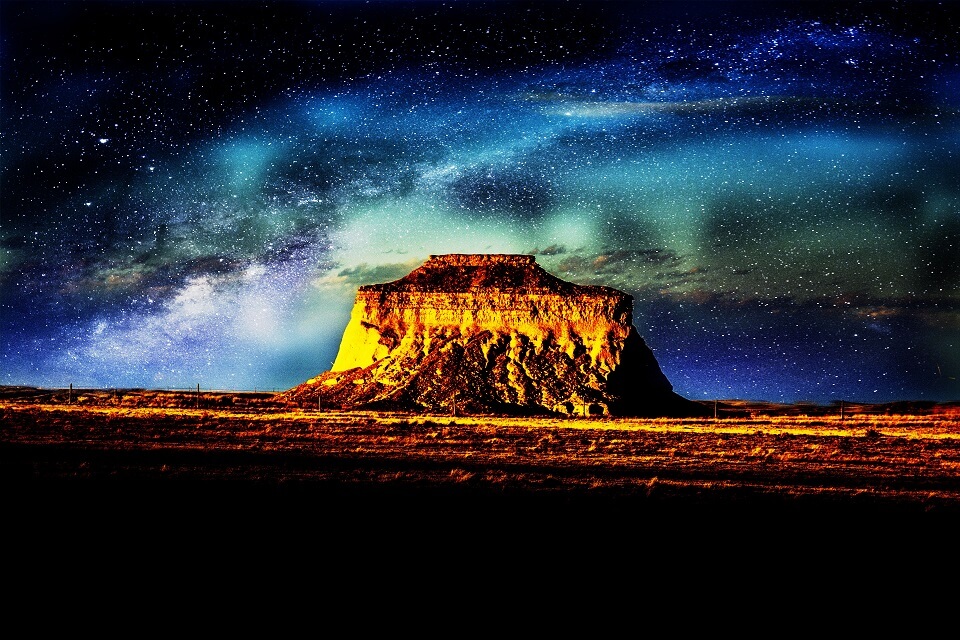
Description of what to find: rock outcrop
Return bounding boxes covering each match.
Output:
[279,254,706,416]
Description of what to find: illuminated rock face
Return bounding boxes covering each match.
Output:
[281,254,703,416]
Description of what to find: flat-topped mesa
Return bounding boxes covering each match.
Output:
[280,253,706,417]
[337,254,632,371]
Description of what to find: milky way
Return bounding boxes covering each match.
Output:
[2,0,958,402]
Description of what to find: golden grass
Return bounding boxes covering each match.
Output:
[4,400,959,438]
[4,393,960,515]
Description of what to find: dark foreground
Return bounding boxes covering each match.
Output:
[9,442,960,530]
[5,390,960,548]
[8,396,960,609]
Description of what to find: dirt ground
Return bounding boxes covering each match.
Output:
[4,388,960,541]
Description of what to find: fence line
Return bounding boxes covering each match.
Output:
[2,386,956,417]
[0,385,291,410]
[1,385,282,394]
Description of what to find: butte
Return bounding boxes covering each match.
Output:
[279,253,707,417]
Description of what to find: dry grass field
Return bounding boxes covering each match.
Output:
[8,386,960,589]
[4,386,960,532]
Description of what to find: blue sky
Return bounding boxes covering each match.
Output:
[2,1,958,402]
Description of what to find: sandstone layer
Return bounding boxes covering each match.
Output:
[280,254,705,416]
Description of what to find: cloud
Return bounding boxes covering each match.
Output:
[530,244,567,256]
[334,260,425,288]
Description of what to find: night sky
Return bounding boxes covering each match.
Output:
[2,0,958,403]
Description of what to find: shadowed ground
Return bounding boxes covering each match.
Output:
[5,389,960,542]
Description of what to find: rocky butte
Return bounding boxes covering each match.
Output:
[280,253,707,417]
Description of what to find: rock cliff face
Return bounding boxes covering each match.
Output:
[280,254,705,416]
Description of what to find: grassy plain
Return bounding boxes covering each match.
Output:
[4,387,960,528]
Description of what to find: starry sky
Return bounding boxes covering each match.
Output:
[2,0,958,403]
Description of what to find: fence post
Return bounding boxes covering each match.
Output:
[68,383,72,405]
